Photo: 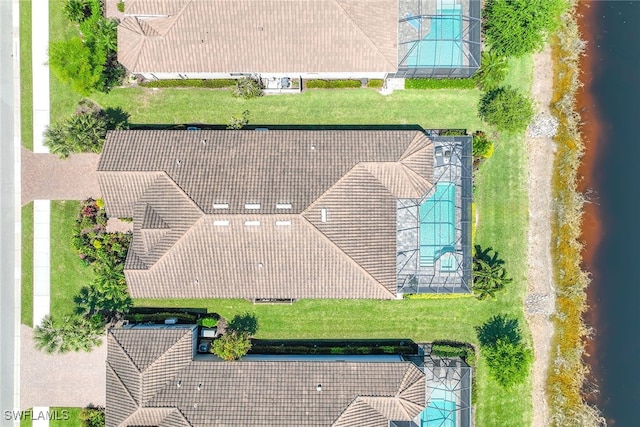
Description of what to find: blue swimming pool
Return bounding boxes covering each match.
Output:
[420,399,457,427]
[406,7,463,68]
[419,183,456,266]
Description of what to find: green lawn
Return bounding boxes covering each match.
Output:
[22,203,33,326]
[20,407,83,427]
[19,0,32,150]
[50,201,94,318]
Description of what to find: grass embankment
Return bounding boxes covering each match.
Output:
[547,3,605,425]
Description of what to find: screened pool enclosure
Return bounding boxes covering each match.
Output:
[395,0,481,78]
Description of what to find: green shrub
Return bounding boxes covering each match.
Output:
[474,51,508,90]
[431,341,476,366]
[199,317,219,328]
[140,79,237,89]
[33,314,104,354]
[305,79,362,89]
[367,79,384,88]
[227,110,250,130]
[472,131,495,159]
[478,86,534,133]
[54,0,123,94]
[232,77,263,98]
[484,340,532,388]
[116,0,124,12]
[44,110,109,158]
[330,347,344,355]
[80,406,105,427]
[211,332,252,361]
[484,0,566,57]
[405,78,476,89]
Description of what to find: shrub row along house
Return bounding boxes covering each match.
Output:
[115,0,481,81]
[97,129,472,300]
[106,325,472,427]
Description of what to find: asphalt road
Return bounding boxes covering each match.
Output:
[0,0,18,423]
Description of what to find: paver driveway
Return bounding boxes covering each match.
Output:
[21,149,101,205]
[20,325,106,409]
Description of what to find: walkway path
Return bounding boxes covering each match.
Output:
[27,0,50,423]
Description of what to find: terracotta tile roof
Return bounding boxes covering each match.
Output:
[98,130,434,299]
[117,0,398,74]
[106,327,426,427]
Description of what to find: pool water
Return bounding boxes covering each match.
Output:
[406,7,463,68]
[420,399,457,427]
[419,183,456,267]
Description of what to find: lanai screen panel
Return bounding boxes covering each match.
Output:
[396,0,481,78]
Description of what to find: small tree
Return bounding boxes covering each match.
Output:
[49,37,102,95]
[484,0,566,57]
[232,77,263,99]
[44,111,108,158]
[472,246,512,299]
[33,315,103,354]
[474,51,508,90]
[478,87,534,133]
[484,339,533,387]
[211,332,252,361]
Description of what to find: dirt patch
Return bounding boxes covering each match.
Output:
[525,45,557,427]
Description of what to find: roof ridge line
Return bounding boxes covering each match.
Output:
[299,215,395,299]
[106,362,140,413]
[110,332,145,374]
[331,0,396,70]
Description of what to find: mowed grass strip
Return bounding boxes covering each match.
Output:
[22,203,33,326]
[19,0,32,150]
[50,201,94,319]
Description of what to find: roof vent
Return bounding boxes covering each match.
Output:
[213,220,230,226]
[213,203,229,210]
[275,220,291,226]
[176,159,182,165]
[310,145,316,151]
[258,262,263,268]
[244,220,260,226]
[197,383,202,391]
[202,138,207,145]
[177,380,182,388]
[316,384,322,392]
[194,279,199,285]
[275,203,292,210]
[321,208,327,223]
[245,203,261,210]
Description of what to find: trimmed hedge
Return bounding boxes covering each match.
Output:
[249,339,418,356]
[367,79,384,88]
[140,79,237,89]
[431,340,477,366]
[404,293,473,300]
[124,312,198,324]
[405,78,476,89]
[305,79,362,89]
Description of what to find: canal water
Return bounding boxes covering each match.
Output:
[578,1,640,425]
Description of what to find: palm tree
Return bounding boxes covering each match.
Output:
[33,315,63,354]
[474,50,508,90]
[472,245,513,300]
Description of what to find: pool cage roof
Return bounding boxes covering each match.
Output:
[422,355,472,427]
[396,134,472,294]
[395,0,481,78]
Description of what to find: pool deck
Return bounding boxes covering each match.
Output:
[396,136,472,293]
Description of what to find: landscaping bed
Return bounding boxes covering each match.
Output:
[249,339,418,356]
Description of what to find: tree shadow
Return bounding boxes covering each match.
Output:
[473,244,505,266]
[228,312,259,336]
[475,314,521,347]
[103,107,131,130]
